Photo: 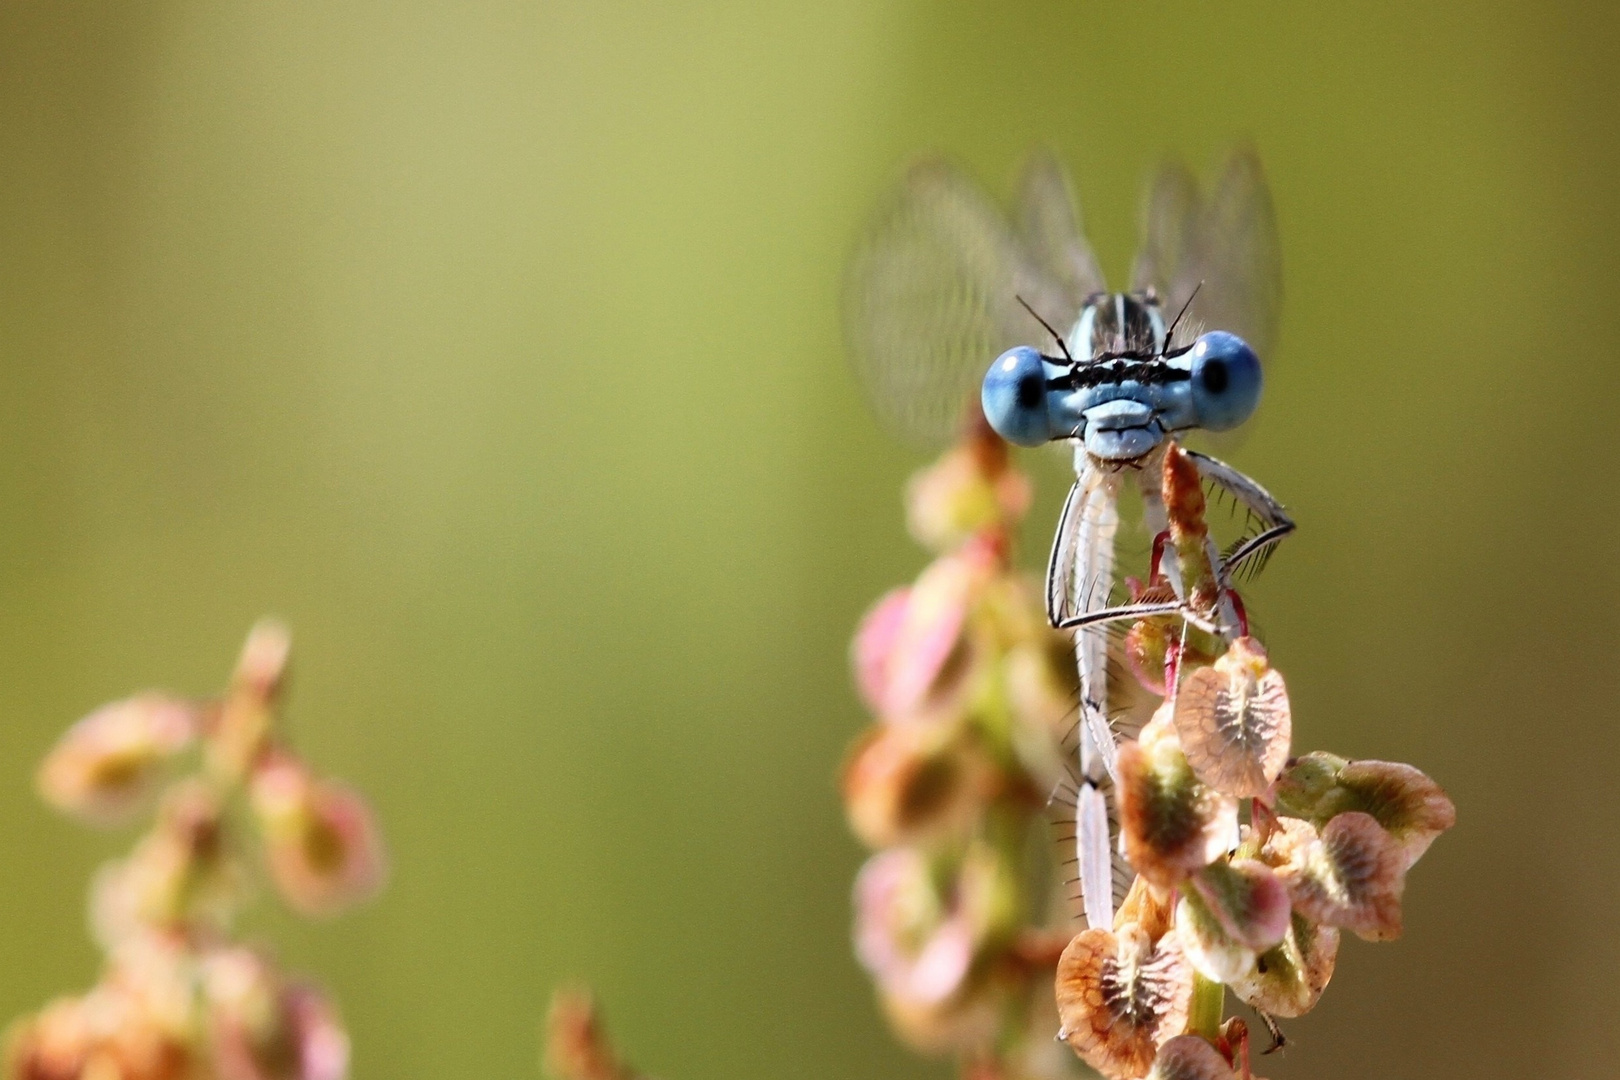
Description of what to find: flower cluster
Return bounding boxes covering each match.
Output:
[844,422,1085,1076]
[1049,447,1457,1080]
[849,433,1457,1080]
[7,622,386,1080]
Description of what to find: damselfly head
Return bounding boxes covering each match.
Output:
[981,322,1267,462]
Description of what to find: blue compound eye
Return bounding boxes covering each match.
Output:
[1189,331,1263,432]
[981,347,1053,447]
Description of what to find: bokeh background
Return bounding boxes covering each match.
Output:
[1,2,1616,1078]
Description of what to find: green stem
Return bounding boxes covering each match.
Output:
[1188,972,1225,1041]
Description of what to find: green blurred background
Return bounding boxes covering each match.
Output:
[1,2,1616,1077]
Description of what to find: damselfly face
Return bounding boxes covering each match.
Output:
[981,291,1264,461]
[845,150,1279,454]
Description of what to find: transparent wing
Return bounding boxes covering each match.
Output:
[845,160,1082,446]
[1014,150,1107,319]
[1131,161,1198,314]
[1130,147,1282,358]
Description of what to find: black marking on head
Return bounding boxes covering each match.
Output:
[1047,358,1190,391]
[1200,357,1229,394]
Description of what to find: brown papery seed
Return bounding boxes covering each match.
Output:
[1056,926,1194,1080]
[1173,638,1290,798]
[1335,760,1457,870]
[1118,726,1238,889]
[1229,911,1340,1018]
[1266,814,1406,942]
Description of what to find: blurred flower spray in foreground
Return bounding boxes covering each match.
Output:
[844,427,1456,1080]
[8,622,385,1080]
[846,418,1089,1079]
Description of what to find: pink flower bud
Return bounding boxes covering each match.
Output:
[37,696,199,825]
[852,846,1015,1054]
[851,589,911,714]
[851,543,997,721]
[249,756,386,918]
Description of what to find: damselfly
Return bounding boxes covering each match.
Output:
[846,149,1292,931]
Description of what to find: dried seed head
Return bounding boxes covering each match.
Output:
[1175,859,1291,983]
[91,781,240,941]
[1229,911,1340,1018]
[1272,753,1455,870]
[1055,925,1194,1080]
[1113,876,1175,942]
[841,722,996,849]
[37,695,200,826]
[1173,889,1253,986]
[203,948,349,1080]
[250,755,387,919]
[1146,1035,1237,1080]
[1173,638,1290,798]
[1263,813,1405,942]
[1117,710,1238,889]
[1189,859,1291,952]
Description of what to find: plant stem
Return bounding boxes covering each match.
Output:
[1188,972,1225,1041]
